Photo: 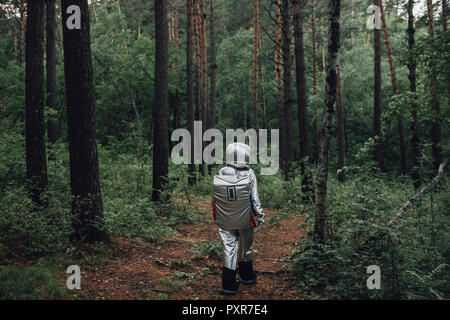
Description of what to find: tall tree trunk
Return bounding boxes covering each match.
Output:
[443,0,448,31]
[192,0,202,176]
[253,0,259,132]
[281,0,293,180]
[336,57,345,182]
[377,0,407,174]
[442,0,450,111]
[25,0,48,206]
[208,0,217,174]
[173,0,181,130]
[426,0,443,171]
[350,0,355,47]
[187,0,196,185]
[373,0,382,169]
[92,3,98,22]
[14,24,18,64]
[114,0,128,55]
[315,0,340,245]
[275,0,285,173]
[19,0,26,65]
[259,61,267,129]
[193,0,201,125]
[321,25,326,78]
[258,35,267,129]
[311,0,319,164]
[408,0,421,189]
[199,0,208,134]
[138,12,141,38]
[115,0,125,33]
[293,0,311,191]
[169,0,181,136]
[195,0,206,176]
[46,0,58,144]
[169,12,173,42]
[152,0,170,201]
[61,0,106,241]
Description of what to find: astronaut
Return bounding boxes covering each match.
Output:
[212,143,265,294]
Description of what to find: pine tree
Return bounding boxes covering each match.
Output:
[373,0,382,169]
[25,0,48,206]
[61,0,106,241]
[281,0,294,180]
[407,0,421,189]
[187,0,196,185]
[293,0,311,191]
[46,0,58,144]
[152,0,170,201]
[314,0,340,245]
[426,0,442,171]
[253,0,259,132]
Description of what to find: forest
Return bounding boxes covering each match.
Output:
[0,0,448,300]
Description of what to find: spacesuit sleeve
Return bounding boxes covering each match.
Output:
[249,169,264,224]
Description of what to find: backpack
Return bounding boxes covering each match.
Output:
[212,171,258,230]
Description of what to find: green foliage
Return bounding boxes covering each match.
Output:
[0,261,69,300]
[0,62,24,125]
[404,264,449,300]
[160,276,184,291]
[0,188,72,256]
[291,173,450,300]
[173,271,197,285]
[190,239,222,260]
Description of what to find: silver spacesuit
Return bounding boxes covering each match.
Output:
[213,143,264,293]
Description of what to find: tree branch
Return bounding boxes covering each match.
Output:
[388,159,448,226]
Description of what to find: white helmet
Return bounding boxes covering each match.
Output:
[226,143,250,169]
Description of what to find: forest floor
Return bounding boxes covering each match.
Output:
[71,197,307,300]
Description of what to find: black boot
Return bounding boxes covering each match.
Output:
[238,260,257,284]
[222,267,240,294]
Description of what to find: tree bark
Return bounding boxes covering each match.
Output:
[336,58,345,182]
[193,0,201,127]
[19,0,26,65]
[293,0,311,190]
[46,0,58,144]
[314,0,340,245]
[426,0,442,171]
[311,0,319,164]
[253,0,259,132]
[138,12,141,38]
[373,0,382,169]
[275,0,285,173]
[442,0,450,116]
[407,0,421,189]
[14,24,18,63]
[442,0,448,31]
[199,0,208,135]
[61,0,106,241]
[281,0,294,180]
[152,0,170,201]
[377,0,407,175]
[25,0,48,206]
[115,0,125,33]
[195,0,206,176]
[92,3,98,23]
[259,61,267,129]
[187,0,196,185]
[207,0,217,174]
[192,0,203,176]
[174,0,180,130]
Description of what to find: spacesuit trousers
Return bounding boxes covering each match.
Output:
[218,227,254,270]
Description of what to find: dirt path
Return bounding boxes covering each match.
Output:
[76,198,306,300]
